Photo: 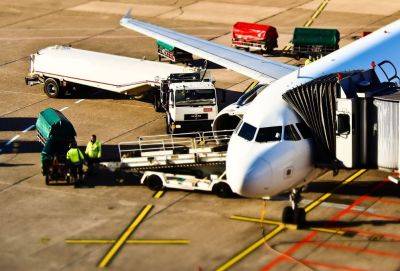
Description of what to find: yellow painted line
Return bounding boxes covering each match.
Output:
[66,239,189,245]
[97,204,153,268]
[304,169,367,213]
[244,81,258,92]
[153,190,165,199]
[231,215,281,226]
[215,224,285,271]
[219,170,366,270]
[230,215,345,235]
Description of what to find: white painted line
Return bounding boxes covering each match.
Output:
[5,135,20,146]
[75,99,85,104]
[22,124,35,133]
[59,106,69,112]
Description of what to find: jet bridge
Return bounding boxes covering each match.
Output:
[283,64,400,170]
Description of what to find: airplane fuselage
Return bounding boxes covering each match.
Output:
[227,20,400,198]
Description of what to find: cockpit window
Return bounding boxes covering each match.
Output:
[238,122,257,141]
[255,126,282,143]
[284,125,301,141]
[295,122,312,139]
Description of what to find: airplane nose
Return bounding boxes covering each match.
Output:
[241,159,273,197]
[226,140,273,197]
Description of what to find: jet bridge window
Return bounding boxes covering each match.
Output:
[255,126,282,143]
[238,122,257,141]
[284,125,301,141]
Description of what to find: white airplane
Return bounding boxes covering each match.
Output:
[120,11,400,224]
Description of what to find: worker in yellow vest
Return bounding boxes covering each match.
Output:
[66,141,85,183]
[85,134,102,175]
[304,55,313,66]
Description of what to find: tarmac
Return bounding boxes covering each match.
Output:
[0,1,399,270]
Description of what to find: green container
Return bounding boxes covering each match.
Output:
[293,27,340,47]
[157,40,175,52]
[36,108,76,142]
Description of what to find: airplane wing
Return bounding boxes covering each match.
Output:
[120,10,297,84]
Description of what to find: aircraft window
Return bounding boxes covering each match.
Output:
[238,122,257,141]
[284,125,301,141]
[295,123,312,139]
[255,126,281,143]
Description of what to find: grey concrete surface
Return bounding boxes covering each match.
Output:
[0,1,399,270]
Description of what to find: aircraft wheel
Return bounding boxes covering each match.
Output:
[146,175,163,191]
[282,206,295,224]
[295,208,306,227]
[44,78,62,98]
[213,182,232,198]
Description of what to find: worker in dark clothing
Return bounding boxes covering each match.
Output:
[66,141,85,184]
[85,135,102,175]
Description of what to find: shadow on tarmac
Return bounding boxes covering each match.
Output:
[0,117,36,131]
[0,140,42,154]
[306,180,399,198]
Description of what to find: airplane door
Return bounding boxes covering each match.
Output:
[336,98,357,167]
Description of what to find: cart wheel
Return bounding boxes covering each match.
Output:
[146,175,163,191]
[44,78,62,98]
[213,182,232,198]
[45,175,51,185]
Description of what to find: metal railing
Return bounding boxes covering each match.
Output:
[118,130,233,161]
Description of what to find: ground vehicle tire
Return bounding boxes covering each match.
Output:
[153,94,163,112]
[212,182,233,198]
[165,115,174,134]
[44,78,62,98]
[282,206,295,224]
[146,175,163,191]
[45,175,51,185]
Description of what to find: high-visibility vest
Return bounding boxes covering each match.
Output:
[66,148,84,164]
[85,140,102,158]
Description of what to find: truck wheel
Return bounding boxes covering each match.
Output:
[213,182,232,198]
[44,78,61,98]
[165,115,174,134]
[153,94,163,112]
[146,175,163,191]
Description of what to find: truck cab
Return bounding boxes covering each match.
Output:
[155,72,218,133]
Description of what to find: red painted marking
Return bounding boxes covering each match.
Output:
[348,209,400,221]
[364,196,400,205]
[261,181,386,271]
[304,242,400,259]
[301,259,367,271]
[260,231,318,271]
[346,228,400,241]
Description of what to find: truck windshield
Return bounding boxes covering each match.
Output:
[175,89,216,106]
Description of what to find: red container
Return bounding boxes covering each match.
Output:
[232,22,278,43]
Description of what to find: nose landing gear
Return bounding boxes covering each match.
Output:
[282,188,306,227]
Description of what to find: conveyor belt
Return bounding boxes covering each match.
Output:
[121,161,225,172]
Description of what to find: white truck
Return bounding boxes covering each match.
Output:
[25,45,219,133]
[154,72,218,133]
[25,45,196,98]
